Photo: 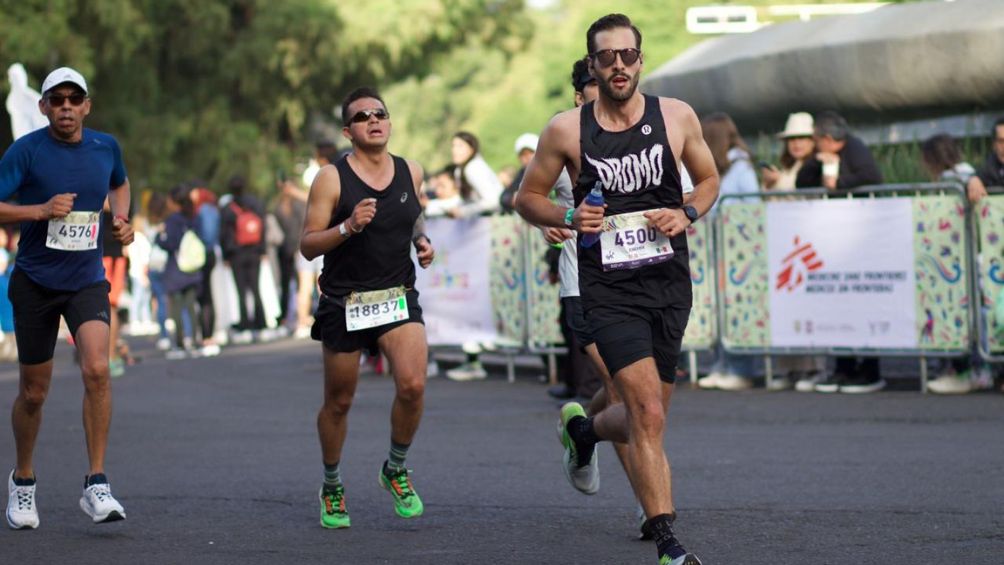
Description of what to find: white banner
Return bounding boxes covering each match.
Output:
[415,217,498,345]
[767,198,917,348]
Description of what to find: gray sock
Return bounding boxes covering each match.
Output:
[323,462,341,491]
[386,441,410,473]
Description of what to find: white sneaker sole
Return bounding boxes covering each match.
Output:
[6,509,38,530]
[79,498,126,524]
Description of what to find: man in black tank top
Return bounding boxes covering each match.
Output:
[300,87,435,530]
[516,15,719,565]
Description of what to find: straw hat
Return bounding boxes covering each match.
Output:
[777,112,814,138]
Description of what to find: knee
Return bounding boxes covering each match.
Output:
[395,377,425,405]
[19,383,48,410]
[630,401,665,438]
[321,393,354,418]
[81,360,110,391]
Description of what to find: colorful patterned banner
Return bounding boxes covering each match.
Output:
[913,195,970,350]
[720,203,770,348]
[682,220,716,349]
[976,195,1004,353]
[489,215,527,344]
[523,226,564,345]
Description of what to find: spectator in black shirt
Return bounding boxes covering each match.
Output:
[796,111,886,394]
[796,111,882,191]
[976,117,1004,189]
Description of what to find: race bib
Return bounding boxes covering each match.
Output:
[46,211,100,251]
[345,286,410,331]
[599,210,674,271]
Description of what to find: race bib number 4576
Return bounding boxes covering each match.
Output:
[600,210,674,271]
[46,211,100,251]
[345,286,410,331]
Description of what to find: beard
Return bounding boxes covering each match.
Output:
[597,71,639,102]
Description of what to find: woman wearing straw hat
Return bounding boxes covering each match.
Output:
[761,112,827,391]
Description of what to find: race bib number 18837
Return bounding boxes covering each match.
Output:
[46,211,100,251]
[345,286,410,331]
[599,210,674,271]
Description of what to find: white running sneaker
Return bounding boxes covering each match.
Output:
[696,372,722,389]
[79,477,126,523]
[795,372,827,392]
[155,337,172,351]
[200,343,221,357]
[6,471,38,530]
[445,362,487,381]
[716,373,753,391]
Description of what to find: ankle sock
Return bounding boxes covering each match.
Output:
[567,415,599,466]
[647,513,686,560]
[85,473,108,487]
[387,441,410,473]
[323,462,342,491]
[12,473,35,487]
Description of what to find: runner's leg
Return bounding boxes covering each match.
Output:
[317,347,362,466]
[75,320,113,476]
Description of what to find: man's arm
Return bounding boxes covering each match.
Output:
[516,111,603,235]
[300,166,346,261]
[108,179,134,245]
[0,139,75,223]
[836,139,882,189]
[407,160,435,268]
[644,100,719,238]
[676,102,719,218]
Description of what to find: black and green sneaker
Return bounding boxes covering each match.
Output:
[379,464,424,518]
[319,485,350,529]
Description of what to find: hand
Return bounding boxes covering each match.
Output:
[761,166,780,188]
[348,198,377,232]
[112,216,135,246]
[967,177,988,204]
[644,208,690,238]
[816,152,840,164]
[39,193,75,220]
[543,227,574,245]
[445,207,462,219]
[572,201,605,234]
[415,236,435,268]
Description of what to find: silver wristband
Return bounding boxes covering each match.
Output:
[338,222,350,237]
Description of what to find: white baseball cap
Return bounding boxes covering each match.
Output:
[514,133,539,154]
[41,67,88,95]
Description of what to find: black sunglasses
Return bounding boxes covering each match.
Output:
[349,108,389,124]
[591,48,641,68]
[46,93,88,107]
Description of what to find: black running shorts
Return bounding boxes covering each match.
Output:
[587,302,689,383]
[561,296,595,351]
[311,289,424,356]
[8,269,111,365]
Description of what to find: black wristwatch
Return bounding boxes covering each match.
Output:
[682,205,699,223]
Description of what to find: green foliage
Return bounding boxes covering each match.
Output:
[0,0,529,193]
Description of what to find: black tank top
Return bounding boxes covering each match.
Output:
[319,155,421,297]
[575,94,692,311]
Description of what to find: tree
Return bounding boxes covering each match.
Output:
[0,0,530,193]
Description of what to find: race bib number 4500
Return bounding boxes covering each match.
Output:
[600,210,674,271]
[46,211,100,251]
[345,286,410,331]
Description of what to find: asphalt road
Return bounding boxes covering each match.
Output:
[0,338,1001,564]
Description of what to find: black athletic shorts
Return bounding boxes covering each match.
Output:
[8,269,111,365]
[561,296,594,351]
[586,302,689,384]
[311,289,424,356]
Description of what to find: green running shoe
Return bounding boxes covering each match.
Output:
[557,402,599,494]
[379,464,424,518]
[660,554,703,565]
[319,486,350,529]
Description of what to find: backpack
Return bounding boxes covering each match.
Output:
[230,202,263,246]
[177,229,206,273]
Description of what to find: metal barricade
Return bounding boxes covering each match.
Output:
[715,183,972,392]
[974,187,1004,363]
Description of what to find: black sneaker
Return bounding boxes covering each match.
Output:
[840,373,886,394]
[813,372,847,394]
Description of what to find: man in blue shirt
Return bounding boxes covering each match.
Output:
[0,67,134,529]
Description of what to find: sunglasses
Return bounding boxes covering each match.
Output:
[590,48,641,68]
[349,108,389,124]
[46,93,87,107]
